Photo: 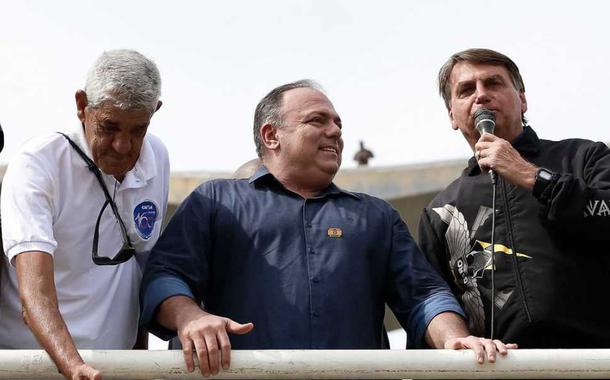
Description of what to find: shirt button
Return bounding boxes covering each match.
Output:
[306,222,312,228]
[312,311,319,317]
[309,249,315,255]
[312,276,319,283]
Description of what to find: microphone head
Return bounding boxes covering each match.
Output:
[473,108,496,136]
[0,123,3,153]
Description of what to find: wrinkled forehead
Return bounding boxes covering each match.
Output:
[89,102,155,122]
[449,61,513,88]
[280,87,338,118]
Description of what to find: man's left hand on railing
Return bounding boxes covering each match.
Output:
[424,311,518,364]
[444,336,518,364]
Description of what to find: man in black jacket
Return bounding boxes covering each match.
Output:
[419,48,610,348]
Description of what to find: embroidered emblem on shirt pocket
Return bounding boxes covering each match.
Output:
[134,200,158,240]
[327,227,343,238]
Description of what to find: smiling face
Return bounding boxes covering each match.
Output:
[271,87,343,188]
[448,61,528,149]
[76,90,159,181]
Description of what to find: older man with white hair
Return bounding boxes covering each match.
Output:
[0,49,169,380]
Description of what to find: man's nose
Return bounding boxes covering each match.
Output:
[474,83,491,104]
[327,121,342,138]
[112,135,132,154]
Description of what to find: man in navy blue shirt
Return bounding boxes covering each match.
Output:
[140,80,515,377]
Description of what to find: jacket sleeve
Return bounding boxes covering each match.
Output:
[538,141,610,232]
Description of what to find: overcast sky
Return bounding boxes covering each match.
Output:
[1,0,609,172]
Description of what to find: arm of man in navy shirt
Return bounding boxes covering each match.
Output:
[140,187,253,377]
[384,206,516,363]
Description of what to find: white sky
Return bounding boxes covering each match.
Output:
[1,0,609,172]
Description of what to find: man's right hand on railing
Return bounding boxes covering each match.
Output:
[178,311,254,376]
[156,295,254,377]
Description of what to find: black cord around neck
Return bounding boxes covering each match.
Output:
[57,132,132,245]
[490,171,497,340]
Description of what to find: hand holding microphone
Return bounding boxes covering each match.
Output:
[473,109,538,189]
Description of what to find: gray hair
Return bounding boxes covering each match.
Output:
[253,79,322,158]
[84,49,161,112]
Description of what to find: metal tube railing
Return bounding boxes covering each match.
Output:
[1,349,610,379]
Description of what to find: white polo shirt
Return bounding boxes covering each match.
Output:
[0,124,169,349]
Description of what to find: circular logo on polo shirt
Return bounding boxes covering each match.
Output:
[133,200,158,240]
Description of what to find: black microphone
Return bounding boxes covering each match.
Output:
[473,109,496,183]
[474,108,495,135]
[0,123,3,153]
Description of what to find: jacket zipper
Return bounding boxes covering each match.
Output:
[500,178,533,323]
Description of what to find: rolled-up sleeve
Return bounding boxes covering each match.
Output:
[409,290,465,348]
[140,276,195,340]
[384,208,464,348]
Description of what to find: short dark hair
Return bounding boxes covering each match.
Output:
[438,48,525,110]
[253,79,321,158]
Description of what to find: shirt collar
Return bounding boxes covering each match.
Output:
[129,133,157,183]
[466,126,541,176]
[66,123,158,185]
[249,165,361,200]
[67,123,95,160]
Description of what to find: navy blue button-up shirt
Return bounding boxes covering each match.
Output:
[141,167,463,348]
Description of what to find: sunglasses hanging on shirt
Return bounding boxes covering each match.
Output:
[58,132,136,265]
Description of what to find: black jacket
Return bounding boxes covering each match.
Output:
[419,127,610,348]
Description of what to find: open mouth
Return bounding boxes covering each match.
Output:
[320,146,338,154]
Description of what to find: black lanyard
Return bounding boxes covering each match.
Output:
[58,132,135,265]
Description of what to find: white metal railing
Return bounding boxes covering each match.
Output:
[2,349,610,379]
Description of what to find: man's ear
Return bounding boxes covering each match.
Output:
[448,108,459,131]
[75,90,88,123]
[519,91,527,114]
[261,123,280,151]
